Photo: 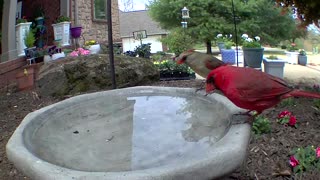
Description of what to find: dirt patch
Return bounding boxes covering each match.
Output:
[1,79,320,179]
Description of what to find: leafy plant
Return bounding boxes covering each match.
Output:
[224,41,234,49]
[16,16,28,24]
[153,60,194,74]
[287,43,298,52]
[267,55,278,60]
[24,29,36,48]
[252,115,271,135]
[299,49,307,56]
[160,28,194,55]
[289,146,320,174]
[56,15,70,23]
[134,43,151,58]
[313,99,320,109]
[124,50,137,57]
[278,97,296,107]
[241,34,261,48]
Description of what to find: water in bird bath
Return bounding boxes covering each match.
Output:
[23,94,229,172]
[7,87,251,180]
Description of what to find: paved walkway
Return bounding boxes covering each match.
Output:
[195,62,320,86]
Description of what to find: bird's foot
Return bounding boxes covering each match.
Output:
[232,110,258,125]
[195,81,206,93]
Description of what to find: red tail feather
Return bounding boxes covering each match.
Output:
[286,90,320,99]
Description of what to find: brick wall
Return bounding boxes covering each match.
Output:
[0,58,26,89]
[70,0,121,44]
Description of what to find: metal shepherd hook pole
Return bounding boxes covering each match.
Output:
[232,0,239,67]
[107,0,117,89]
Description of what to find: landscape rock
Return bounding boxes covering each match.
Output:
[36,54,159,97]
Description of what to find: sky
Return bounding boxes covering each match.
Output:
[118,0,148,11]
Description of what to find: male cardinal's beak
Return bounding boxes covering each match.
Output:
[205,83,215,94]
[205,77,216,94]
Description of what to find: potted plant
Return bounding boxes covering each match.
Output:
[285,43,299,64]
[33,6,45,26]
[154,60,195,80]
[43,43,66,63]
[134,43,151,58]
[52,15,71,46]
[84,40,101,54]
[298,49,307,66]
[263,55,287,78]
[241,34,264,69]
[221,40,236,64]
[216,34,226,52]
[15,16,32,56]
[23,29,37,61]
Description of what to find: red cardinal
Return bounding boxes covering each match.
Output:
[206,65,320,115]
[175,49,224,78]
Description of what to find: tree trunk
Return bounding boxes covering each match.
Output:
[206,41,212,54]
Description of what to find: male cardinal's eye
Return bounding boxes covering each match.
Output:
[206,77,214,83]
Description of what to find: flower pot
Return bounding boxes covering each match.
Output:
[35,17,44,26]
[217,42,225,52]
[15,22,32,56]
[298,55,307,66]
[285,51,299,64]
[88,44,101,54]
[263,58,287,78]
[243,48,264,68]
[24,47,37,59]
[15,66,35,91]
[44,52,66,63]
[70,26,82,38]
[52,22,71,46]
[221,49,236,64]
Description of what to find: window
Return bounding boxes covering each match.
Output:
[93,0,106,20]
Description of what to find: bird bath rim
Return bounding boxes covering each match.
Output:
[6,86,251,180]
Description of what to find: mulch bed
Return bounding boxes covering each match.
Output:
[1,79,320,180]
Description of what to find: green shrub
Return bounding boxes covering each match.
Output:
[24,29,36,48]
[160,28,194,55]
[134,43,151,58]
[252,115,271,135]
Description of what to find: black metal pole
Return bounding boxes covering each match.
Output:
[232,0,239,67]
[107,0,116,89]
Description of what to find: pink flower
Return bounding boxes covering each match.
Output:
[289,155,299,167]
[278,110,291,119]
[70,50,79,57]
[316,147,320,158]
[288,116,297,126]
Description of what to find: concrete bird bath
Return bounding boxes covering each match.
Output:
[6,86,251,180]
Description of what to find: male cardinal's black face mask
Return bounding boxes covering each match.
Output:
[205,76,215,93]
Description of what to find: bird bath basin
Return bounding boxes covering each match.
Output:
[7,86,251,180]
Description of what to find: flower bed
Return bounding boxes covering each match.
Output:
[154,60,196,81]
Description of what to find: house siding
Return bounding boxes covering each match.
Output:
[70,0,121,43]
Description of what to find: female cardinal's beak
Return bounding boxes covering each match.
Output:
[176,59,184,64]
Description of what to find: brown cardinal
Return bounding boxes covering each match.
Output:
[175,49,224,78]
[206,65,320,115]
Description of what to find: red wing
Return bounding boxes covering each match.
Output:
[219,67,292,102]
